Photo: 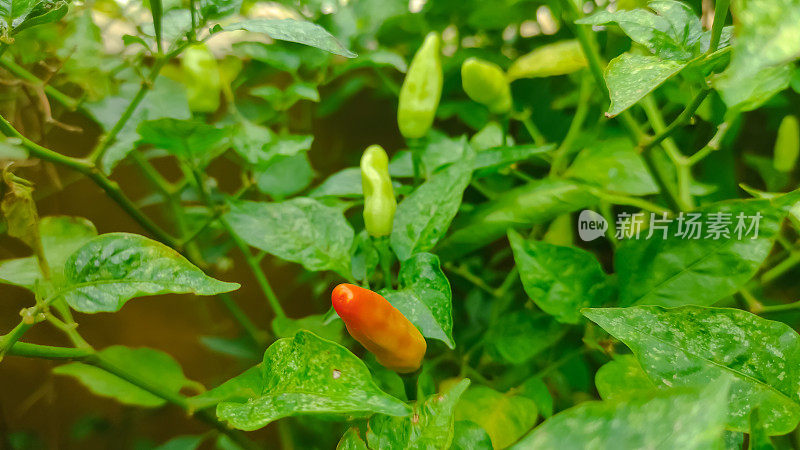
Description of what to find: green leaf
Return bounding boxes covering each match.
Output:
[148,0,162,53]
[59,233,239,313]
[508,229,611,324]
[576,1,704,60]
[0,0,35,30]
[137,118,230,167]
[0,216,97,288]
[11,0,67,34]
[715,0,800,112]
[391,158,473,261]
[451,421,493,450]
[595,354,658,401]
[565,137,658,195]
[366,379,470,449]
[215,19,356,58]
[486,310,565,364]
[54,346,199,408]
[272,314,343,343]
[215,331,410,431]
[583,306,800,434]
[381,252,454,348]
[511,381,731,449]
[615,198,783,307]
[455,385,539,449]
[605,54,687,117]
[473,144,553,177]
[518,376,553,418]
[337,428,369,450]
[437,179,597,260]
[310,168,363,198]
[224,198,354,277]
[716,63,794,114]
[254,152,314,199]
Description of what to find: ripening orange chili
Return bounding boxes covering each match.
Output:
[331,283,426,373]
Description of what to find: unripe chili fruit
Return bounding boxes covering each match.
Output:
[332,283,426,372]
[397,32,443,139]
[361,145,396,237]
[507,40,587,81]
[774,115,799,173]
[181,43,222,113]
[461,57,512,114]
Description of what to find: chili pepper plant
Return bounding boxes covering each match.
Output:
[1,0,800,448]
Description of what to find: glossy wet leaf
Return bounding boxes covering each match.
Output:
[615,198,783,307]
[366,379,470,449]
[715,0,800,112]
[381,252,454,348]
[0,216,96,288]
[391,157,473,261]
[511,381,730,449]
[216,19,356,58]
[58,233,239,313]
[509,229,611,324]
[54,346,198,408]
[215,331,409,430]
[224,198,354,277]
[595,354,657,401]
[604,54,686,117]
[584,306,800,434]
[455,385,539,449]
[473,144,553,177]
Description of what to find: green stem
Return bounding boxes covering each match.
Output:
[221,216,286,319]
[761,251,800,285]
[686,121,731,166]
[375,237,394,289]
[0,114,180,248]
[550,73,592,175]
[0,321,34,360]
[218,293,267,346]
[708,0,731,53]
[640,96,694,211]
[640,90,710,156]
[0,56,80,110]
[445,263,498,297]
[519,115,546,146]
[759,301,800,314]
[587,187,672,215]
[90,42,189,163]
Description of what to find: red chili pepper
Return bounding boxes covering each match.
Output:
[331,283,426,373]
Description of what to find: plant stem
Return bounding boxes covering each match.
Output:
[0,321,34,360]
[6,342,93,360]
[550,73,592,175]
[220,216,286,319]
[758,301,800,314]
[519,115,546,146]
[375,237,394,289]
[0,114,180,247]
[761,251,800,284]
[686,121,731,166]
[444,263,497,297]
[89,42,190,164]
[640,89,710,156]
[708,0,731,53]
[218,293,267,346]
[640,96,694,211]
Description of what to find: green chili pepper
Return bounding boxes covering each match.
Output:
[774,115,799,173]
[361,145,396,237]
[182,43,222,113]
[397,32,443,139]
[461,57,512,114]
[507,40,587,81]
